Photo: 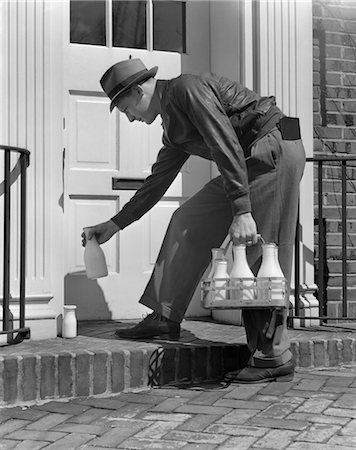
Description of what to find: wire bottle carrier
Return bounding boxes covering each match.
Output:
[201,237,288,310]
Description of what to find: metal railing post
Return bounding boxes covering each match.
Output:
[20,153,28,329]
[317,160,325,318]
[1,145,30,344]
[294,204,300,316]
[3,151,11,336]
[341,160,347,317]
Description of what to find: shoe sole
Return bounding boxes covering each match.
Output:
[225,373,294,384]
[115,331,180,341]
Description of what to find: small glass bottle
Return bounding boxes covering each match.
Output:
[213,259,229,301]
[257,243,284,303]
[207,248,225,279]
[62,305,77,338]
[230,244,255,301]
[83,228,108,279]
[203,249,225,305]
[274,246,285,278]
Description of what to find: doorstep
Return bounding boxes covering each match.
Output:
[0,318,356,407]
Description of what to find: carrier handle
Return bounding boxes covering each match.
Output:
[223,234,264,255]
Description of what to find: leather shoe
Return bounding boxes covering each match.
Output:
[115,312,180,340]
[224,360,295,384]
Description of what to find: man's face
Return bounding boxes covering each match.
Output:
[114,86,156,124]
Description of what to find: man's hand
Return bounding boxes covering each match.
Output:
[229,212,258,245]
[81,220,120,246]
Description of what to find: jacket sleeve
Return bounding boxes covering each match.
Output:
[111,146,189,230]
[173,79,251,216]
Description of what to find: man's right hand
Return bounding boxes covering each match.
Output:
[229,212,258,245]
[82,220,120,246]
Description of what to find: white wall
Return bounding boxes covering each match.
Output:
[256,0,315,292]
[181,0,213,318]
[181,0,212,201]
[0,0,65,338]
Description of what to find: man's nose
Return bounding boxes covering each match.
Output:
[126,112,135,122]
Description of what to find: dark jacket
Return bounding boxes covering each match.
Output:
[112,73,283,229]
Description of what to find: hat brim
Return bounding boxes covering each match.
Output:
[110,66,158,112]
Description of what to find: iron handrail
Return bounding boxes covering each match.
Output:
[1,145,30,344]
[0,145,30,157]
[293,154,356,322]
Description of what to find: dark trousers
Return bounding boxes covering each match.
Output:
[140,128,306,367]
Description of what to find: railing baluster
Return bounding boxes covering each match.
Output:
[318,160,325,319]
[3,151,11,336]
[20,154,28,329]
[294,204,300,317]
[341,160,347,317]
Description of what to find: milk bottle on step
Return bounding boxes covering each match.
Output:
[62,305,77,338]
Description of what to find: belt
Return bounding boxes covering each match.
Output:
[243,111,285,159]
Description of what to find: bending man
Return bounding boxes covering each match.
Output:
[83,58,305,384]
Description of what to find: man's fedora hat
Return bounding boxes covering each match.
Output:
[100,58,158,112]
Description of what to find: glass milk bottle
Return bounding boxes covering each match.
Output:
[83,228,108,279]
[274,246,285,278]
[202,248,225,305]
[257,243,284,303]
[213,259,229,301]
[230,244,255,301]
[207,248,225,279]
[62,305,77,338]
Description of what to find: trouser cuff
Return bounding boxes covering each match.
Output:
[139,295,182,323]
[250,349,292,368]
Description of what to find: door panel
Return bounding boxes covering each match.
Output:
[69,94,116,169]
[74,100,114,165]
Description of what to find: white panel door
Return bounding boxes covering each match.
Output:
[63,0,184,320]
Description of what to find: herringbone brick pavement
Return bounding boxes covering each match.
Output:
[1,365,356,449]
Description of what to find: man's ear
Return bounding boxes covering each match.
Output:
[132,84,144,97]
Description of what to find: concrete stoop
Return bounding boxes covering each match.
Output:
[1,319,356,407]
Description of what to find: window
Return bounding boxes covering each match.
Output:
[112,1,146,49]
[70,0,186,53]
[70,0,106,46]
[153,1,186,53]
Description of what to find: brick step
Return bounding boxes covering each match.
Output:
[0,340,250,407]
[2,320,356,407]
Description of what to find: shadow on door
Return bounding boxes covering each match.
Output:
[64,273,112,321]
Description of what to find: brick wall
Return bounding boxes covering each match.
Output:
[313,0,356,318]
